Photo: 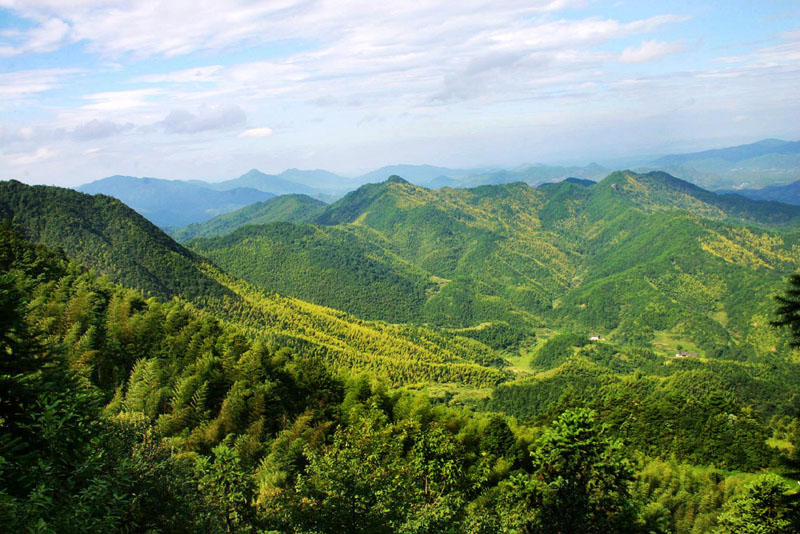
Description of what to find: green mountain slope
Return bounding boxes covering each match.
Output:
[486,336,799,470]
[171,194,326,242]
[188,171,800,358]
[594,170,800,226]
[9,219,790,534]
[189,222,435,323]
[0,180,506,387]
[0,179,234,301]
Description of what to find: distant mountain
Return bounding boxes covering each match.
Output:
[446,163,608,189]
[356,164,475,185]
[171,193,326,242]
[643,138,800,189]
[357,163,609,190]
[652,139,800,165]
[278,168,354,190]
[205,168,351,196]
[0,179,233,300]
[718,179,800,205]
[563,177,596,186]
[77,175,274,228]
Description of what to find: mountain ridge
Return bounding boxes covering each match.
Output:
[187,170,800,358]
[1,179,234,300]
[171,193,327,242]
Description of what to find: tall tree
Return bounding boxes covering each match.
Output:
[714,473,795,534]
[772,273,800,346]
[531,408,637,534]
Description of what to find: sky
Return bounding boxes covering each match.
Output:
[1,0,799,186]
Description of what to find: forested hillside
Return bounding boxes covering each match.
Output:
[187,172,800,361]
[189,222,435,323]
[2,222,797,532]
[0,180,506,388]
[0,180,233,301]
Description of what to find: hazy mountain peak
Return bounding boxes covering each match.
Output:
[76,174,274,227]
[239,168,267,178]
[652,138,800,165]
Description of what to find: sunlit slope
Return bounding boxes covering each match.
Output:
[203,267,509,386]
[542,172,800,353]
[0,180,508,387]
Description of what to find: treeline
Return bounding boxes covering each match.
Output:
[201,270,509,387]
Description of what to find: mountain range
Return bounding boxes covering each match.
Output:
[183,171,800,362]
[77,175,275,228]
[0,178,506,387]
[718,178,800,205]
[198,168,348,196]
[639,138,800,190]
[73,138,800,230]
[4,166,800,531]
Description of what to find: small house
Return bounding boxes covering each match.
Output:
[674,351,698,358]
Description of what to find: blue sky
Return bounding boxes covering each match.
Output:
[1,0,799,185]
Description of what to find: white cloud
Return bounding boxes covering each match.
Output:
[620,40,686,63]
[0,2,693,113]
[780,28,800,41]
[82,88,162,111]
[160,105,246,134]
[134,65,224,84]
[0,16,70,56]
[5,146,58,166]
[0,1,591,58]
[16,2,800,185]
[0,68,80,101]
[72,119,134,140]
[238,127,273,138]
